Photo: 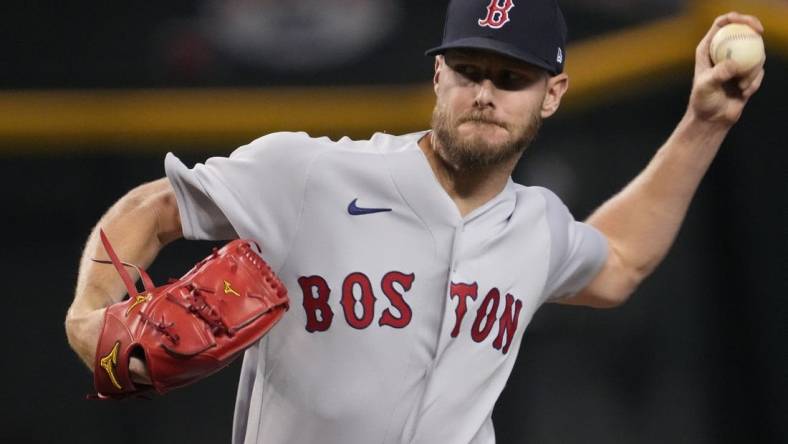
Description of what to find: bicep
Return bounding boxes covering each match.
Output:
[123,178,183,247]
[148,178,183,246]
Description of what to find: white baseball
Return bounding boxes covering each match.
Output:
[710,23,765,72]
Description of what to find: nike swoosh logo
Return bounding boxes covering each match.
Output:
[348,198,392,216]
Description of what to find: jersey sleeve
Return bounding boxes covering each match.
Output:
[165,132,319,271]
[536,187,609,303]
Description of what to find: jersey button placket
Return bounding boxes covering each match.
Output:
[450,224,464,275]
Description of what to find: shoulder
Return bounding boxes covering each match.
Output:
[509,184,579,248]
[510,183,570,215]
[518,185,565,206]
[230,131,337,163]
[229,131,424,166]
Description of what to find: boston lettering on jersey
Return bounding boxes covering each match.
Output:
[298,272,524,354]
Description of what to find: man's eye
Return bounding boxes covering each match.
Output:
[455,64,482,81]
[496,71,530,90]
[501,71,522,82]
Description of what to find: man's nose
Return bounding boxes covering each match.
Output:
[474,78,495,108]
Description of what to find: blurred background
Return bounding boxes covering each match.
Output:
[2,0,786,442]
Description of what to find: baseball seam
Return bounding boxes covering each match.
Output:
[718,33,760,43]
[712,33,762,62]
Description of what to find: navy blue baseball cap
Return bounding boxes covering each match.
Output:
[426,0,568,75]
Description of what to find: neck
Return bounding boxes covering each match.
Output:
[418,132,519,217]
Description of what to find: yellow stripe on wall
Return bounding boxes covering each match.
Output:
[695,0,788,53]
[563,16,698,108]
[0,86,436,149]
[0,0,784,150]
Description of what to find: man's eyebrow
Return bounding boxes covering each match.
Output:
[446,51,540,73]
[449,49,476,58]
[444,53,474,63]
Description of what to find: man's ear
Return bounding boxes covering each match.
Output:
[433,56,444,95]
[541,73,569,118]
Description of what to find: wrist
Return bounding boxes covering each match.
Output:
[674,110,732,149]
[681,108,734,134]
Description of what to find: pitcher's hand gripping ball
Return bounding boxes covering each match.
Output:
[710,23,765,72]
[92,230,288,399]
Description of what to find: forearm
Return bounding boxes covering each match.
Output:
[65,178,181,367]
[587,112,729,282]
[566,12,763,309]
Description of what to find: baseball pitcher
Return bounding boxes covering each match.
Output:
[65,0,765,442]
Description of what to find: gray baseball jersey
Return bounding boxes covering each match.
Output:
[165,130,608,444]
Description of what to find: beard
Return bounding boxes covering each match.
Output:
[430,103,542,171]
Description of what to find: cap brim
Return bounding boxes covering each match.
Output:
[425,37,556,74]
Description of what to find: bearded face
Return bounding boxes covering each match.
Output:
[430,98,542,171]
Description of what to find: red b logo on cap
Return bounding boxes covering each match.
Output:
[478,0,515,29]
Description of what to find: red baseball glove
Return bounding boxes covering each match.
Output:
[92,229,288,399]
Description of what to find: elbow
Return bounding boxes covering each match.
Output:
[603,268,644,308]
[566,238,661,309]
[605,287,637,308]
[581,268,642,309]
[64,308,101,369]
[593,245,652,308]
[64,314,87,366]
[591,294,631,309]
[585,289,633,309]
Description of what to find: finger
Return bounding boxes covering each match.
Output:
[709,59,741,86]
[739,64,764,90]
[696,16,727,67]
[714,11,763,34]
[737,14,765,34]
[742,69,765,99]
